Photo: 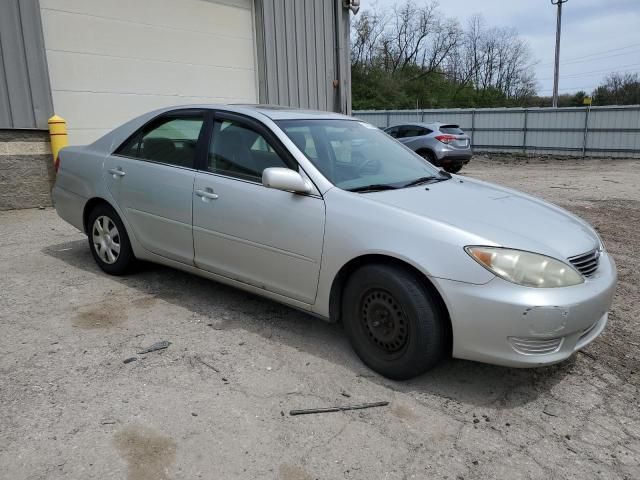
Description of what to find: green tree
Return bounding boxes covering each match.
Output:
[593,73,640,105]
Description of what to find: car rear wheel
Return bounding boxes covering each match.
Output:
[444,164,463,174]
[87,203,135,275]
[342,264,447,379]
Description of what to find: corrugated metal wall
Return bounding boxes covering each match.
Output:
[354,106,640,158]
[254,0,351,113]
[0,0,53,129]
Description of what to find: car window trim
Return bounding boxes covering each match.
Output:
[112,108,208,170]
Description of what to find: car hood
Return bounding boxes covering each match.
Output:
[368,176,599,259]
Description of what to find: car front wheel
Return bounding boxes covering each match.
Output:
[342,263,447,379]
[87,203,135,275]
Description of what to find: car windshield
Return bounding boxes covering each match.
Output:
[276,119,446,191]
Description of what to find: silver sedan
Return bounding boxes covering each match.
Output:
[52,105,617,379]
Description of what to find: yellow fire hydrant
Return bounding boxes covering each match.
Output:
[48,115,68,172]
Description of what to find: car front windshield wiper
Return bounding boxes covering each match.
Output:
[402,174,449,188]
[346,184,399,193]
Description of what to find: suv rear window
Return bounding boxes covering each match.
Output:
[439,125,464,135]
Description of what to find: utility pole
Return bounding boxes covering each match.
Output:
[551,0,568,108]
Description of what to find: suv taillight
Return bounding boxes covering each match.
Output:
[435,134,457,144]
[54,155,60,173]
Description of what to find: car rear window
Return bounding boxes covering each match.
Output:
[439,125,464,135]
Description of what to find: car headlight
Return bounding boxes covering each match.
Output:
[465,246,584,288]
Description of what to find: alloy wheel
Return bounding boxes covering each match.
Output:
[92,215,121,264]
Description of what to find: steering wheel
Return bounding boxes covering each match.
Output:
[353,152,380,175]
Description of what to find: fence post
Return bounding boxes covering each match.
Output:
[421,110,425,122]
[386,111,390,128]
[470,109,476,146]
[582,105,591,158]
[522,109,528,154]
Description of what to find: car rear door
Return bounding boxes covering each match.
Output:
[105,110,206,264]
[397,126,431,148]
[192,112,325,304]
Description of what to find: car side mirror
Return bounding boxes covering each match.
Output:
[262,167,312,194]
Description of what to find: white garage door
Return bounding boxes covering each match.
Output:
[40,0,258,145]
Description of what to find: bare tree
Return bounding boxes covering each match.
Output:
[351,10,386,69]
[444,15,536,100]
[350,2,538,104]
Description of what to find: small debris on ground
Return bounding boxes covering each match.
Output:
[195,356,220,373]
[137,340,171,355]
[340,390,351,398]
[123,357,137,364]
[579,350,597,360]
[543,405,560,417]
[289,401,389,416]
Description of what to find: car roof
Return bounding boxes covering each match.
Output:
[385,121,457,129]
[87,104,356,151]
[150,103,353,121]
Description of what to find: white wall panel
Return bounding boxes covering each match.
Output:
[40,0,258,144]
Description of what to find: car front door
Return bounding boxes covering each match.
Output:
[192,112,325,304]
[105,110,206,264]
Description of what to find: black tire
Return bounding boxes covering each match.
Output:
[342,264,447,380]
[87,203,135,275]
[417,150,438,166]
[444,164,463,174]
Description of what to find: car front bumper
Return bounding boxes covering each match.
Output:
[435,251,617,367]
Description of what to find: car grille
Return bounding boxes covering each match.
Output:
[508,336,564,355]
[568,249,600,277]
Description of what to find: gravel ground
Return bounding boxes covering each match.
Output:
[1,156,639,480]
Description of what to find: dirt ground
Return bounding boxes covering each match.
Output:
[1,156,639,480]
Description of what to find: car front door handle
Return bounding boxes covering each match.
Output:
[108,168,126,177]
[195,189,219,200]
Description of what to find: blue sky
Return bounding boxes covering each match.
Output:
[362,0,640,95]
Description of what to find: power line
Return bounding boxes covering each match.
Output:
[537,63,640,81]
[538,41,640,67]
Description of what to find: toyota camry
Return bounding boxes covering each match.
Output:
[52,105,617,379]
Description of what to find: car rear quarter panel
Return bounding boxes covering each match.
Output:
[52,146,110,230]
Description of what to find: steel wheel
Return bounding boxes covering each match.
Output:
[342,263,447,379]
[92,215,121,265]
[361,288,409,354]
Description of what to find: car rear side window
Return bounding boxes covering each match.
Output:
[398,127,430,138]
[208,119,289,182]
[439,125,464,135]
[116,116,204,168]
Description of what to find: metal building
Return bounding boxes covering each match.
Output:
[0,0,354,208]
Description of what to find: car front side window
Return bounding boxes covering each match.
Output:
[208,119,290,182]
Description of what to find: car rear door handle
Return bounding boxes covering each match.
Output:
[195,189,219,200]
[108,168,126,177]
